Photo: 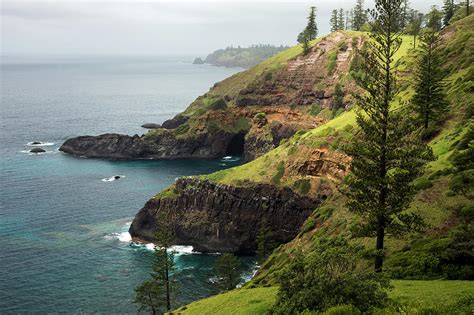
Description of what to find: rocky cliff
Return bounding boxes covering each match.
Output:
[60,32,362,161]
[129,178,319,254]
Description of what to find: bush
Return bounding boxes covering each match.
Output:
[308,104,321,116]
[326,52,338,75]
[271,237,391,314]
[271,161,285,185]
[254,112,266,120]
[209,98,227,110]
[449,170,474,196]
[175,124,190,135]
[294,178,311,195]
[413,178,433,190]
[207,120,220,134]
[302,218,316,234]
[459,204,474,221]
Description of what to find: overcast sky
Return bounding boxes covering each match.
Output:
[1,0,444,56]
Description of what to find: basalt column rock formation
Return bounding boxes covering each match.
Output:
[129,178,319,254]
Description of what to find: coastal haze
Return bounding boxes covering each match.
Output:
[2,0,444,57]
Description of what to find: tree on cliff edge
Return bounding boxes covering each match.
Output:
[344,0,433,272]
[134,214,177,314]
[298,6,318,55]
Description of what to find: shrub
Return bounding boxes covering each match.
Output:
[294,178,311,195]
[287,145,297,156]
[272,161,285,185]
[318,108,334,120]
[413,178,433,190]
[449,170,474,196]
[302,218,316,233]
[207,120,220,134]
[271,237,391,314]
[459,204,474,221]
[326,51,338,75]
[308,104,321,116]
[338,42,348,52]
[254,112,266,120]
[233,117,251,132]
[175,124,190,135]
[209,98,227,110]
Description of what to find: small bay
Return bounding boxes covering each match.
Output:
[0,56,254,313]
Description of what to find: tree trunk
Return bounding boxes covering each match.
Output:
[375,216,385,272]
[468,0,470,17]
[413,34,416,49]
[148,293,156,315]
[165,255,170,311]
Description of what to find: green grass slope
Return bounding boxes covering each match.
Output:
[171,14,474,314]
[172,280,474,314]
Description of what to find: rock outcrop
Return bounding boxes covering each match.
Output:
[129,178,319,254]
[141,123,161,129]
[30,147,46,153]
[59,131,240,160]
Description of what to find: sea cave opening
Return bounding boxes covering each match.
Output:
[226,132,246,156]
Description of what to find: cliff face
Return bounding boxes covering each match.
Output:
[129,178,319,254]
[60,32,362,161]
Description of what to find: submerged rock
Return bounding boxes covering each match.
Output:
[114,175,121,180]
[30,147,46,153]
[129,178,319,254]
[31,141,42,145]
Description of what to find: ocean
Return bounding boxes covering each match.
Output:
[0,55,255,313]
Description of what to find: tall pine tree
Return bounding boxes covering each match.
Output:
[443,0,455,26]
[412,30,449,133]
[214,254,241,291]
[345,0,433,272]
[298,6,318,55]
[352,0,368,31]
[427,6,443,32]
[330,9,339,32]
[406,10,423,49]
[338,9,346,30]
[305,6,318,40]
[134,213,177,313]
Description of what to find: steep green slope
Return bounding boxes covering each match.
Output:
[171,14,473,313]
[172,280,474,314]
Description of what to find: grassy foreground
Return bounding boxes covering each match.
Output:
[171,280,473,314]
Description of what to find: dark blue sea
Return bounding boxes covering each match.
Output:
[0,55,254,313]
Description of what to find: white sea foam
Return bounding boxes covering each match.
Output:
[221,156,240,162]
[26,141,55,146]
[20,149,57,155]
[172,245,196,255]
[102,175,126,182]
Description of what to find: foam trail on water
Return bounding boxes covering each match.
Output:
[26,141,55,146]
[102,175,126,182]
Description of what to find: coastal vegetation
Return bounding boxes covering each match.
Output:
[194,44,290,69]
[159,1,472,314]
[55,0,472,313]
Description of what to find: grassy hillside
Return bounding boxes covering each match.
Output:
[172,280,474,314]
[171,14,474,314]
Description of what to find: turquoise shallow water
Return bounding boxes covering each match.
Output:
[0,56,254,313]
